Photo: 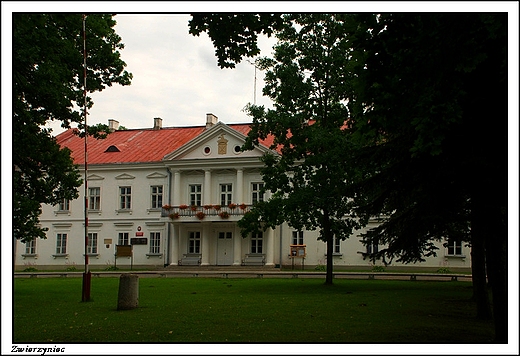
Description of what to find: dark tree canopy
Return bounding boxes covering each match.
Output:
[190,12,508,341]
[13,14,132,242]
[189,13,284,68]
[346,14,494,262]
[346,13,507,341]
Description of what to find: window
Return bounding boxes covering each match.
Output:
[150,232,161,254]
[251,232,263,254]
[334,237,341,254]
[219,232,232,239]
[251,183,264,204]
[25,239,36,255]
[89,187,101,210]
[188,231,201,254]
[189,185,202,207]
[220,184,233,206]
[292,231,304,245]
[119,186,131,209]
[366,243,378,255]
[58,199,70,211]
[87,233,98,254]
[151,185,163,209]
[56,233,67,254]
[446,239,463,256]
[118,232,129,246]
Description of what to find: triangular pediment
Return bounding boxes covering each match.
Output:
[115,173,135,180]
[146,172,167,179]
[87,174,105,181]
[163,122,276,161]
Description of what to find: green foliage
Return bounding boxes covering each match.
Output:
[314,264,326,272]
[436,267,452,274]
[13,14,132,242]
[346,14,506,264]
[104,265,119,271]
[371,265,385,273]
[238,15,364,284]
[191,12,507,341]
[189,14,284,68]
[22,267,38,272]
[65,262,78,272]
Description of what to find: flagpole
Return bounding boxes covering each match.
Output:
[82,13,91,302]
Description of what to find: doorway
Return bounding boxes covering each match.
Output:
[217,231,233,265]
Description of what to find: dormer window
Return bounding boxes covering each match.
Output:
[105,145,120,152]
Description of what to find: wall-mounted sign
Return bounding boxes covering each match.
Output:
[135,232,144,237]
[290,244,306,258]
[131,237,147,245]
[116,245,132,257]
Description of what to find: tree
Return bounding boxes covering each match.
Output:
[237,14,363,284]
[190,13,508,340]
[346,13,507,342]
[13,14,132,242]
[189,13,284,68]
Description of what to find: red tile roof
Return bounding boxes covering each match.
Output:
[56,123,276,165]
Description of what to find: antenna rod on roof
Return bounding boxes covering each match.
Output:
[247,59,260,106]
[81,14,92,303]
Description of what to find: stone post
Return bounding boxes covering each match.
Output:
[117,274,139,310]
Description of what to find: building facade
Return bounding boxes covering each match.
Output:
[15,114,471,271]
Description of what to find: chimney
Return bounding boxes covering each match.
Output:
[153,117,162,130]
[108,118,119,132]
[206,113,218,129]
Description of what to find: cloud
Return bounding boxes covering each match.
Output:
[81,14,276,132]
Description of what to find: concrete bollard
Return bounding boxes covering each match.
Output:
[117,274,139,310]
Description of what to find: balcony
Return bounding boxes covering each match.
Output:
[161,204,252,222]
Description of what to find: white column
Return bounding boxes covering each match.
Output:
[265,227,275,266]
[201,223,210,265]
[236,169,244,204]
[173,171,181,205]
[233,226,242,265]
[204,170,211,205]
[172,224,180,265]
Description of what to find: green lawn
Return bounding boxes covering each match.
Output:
[13,277,493,343]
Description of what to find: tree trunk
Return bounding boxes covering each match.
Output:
[323,209,334,285]
[470,206,492,320]
[473,184,507,343]
[484,207,508,343]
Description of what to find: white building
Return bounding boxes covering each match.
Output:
[15,114,471,271]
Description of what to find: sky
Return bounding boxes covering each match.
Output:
[3,2,519,137]
[61,13,277,133]
[32,13,277,135]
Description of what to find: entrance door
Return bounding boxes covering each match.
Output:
[217,232,233,265]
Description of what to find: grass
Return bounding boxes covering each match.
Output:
[13,277,494,343]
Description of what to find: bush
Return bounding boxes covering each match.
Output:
[372,265,385,272]
[23,267,38,272]
[104,266,119,271]
[314,264,326,271]
[436,267,451,274]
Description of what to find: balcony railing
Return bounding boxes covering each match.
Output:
[161,204,252,220]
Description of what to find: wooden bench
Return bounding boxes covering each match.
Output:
[178,254,201,266]
[241,254,265,266]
